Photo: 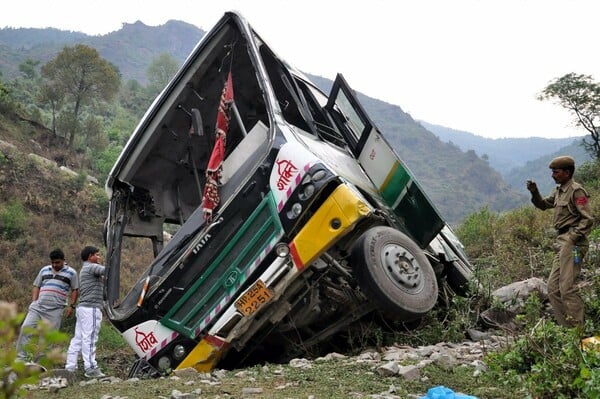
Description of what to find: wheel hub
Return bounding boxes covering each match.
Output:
[380,243,422,292]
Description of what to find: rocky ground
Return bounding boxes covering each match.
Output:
[26,331,514,399]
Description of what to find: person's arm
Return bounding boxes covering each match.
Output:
[65,288,79,317]
[69,288,79,307]
[31,268,43,301]
[527,180,554,210]
[570,188,594,243]
[31,286,40,301]
[92,264,105,277]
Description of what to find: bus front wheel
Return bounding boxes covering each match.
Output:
[350,226,438,321]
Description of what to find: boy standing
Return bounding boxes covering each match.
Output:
[65,246,106,378]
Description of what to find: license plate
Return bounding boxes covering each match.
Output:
[234,280,273,317]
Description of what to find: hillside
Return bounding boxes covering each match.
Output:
[0,113,107,311]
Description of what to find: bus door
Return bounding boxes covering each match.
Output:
[324,74,444,248]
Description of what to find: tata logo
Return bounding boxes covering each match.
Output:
[224,269,240,287]
[191,217,224,255]
[192,233,212,255]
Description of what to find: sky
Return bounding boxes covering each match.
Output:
[1,0,598,139]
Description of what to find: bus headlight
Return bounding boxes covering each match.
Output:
[311,169,326,182]
[275,242,290,257]
[302,169,327,185]
[173,344,186,360]
[287,203,303,219]
[157,356,171,371]
[299,184,315,200]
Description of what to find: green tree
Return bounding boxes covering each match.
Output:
[18,59,40,80]
[538,73,600,159]
[146,53,179,97]
[37,81,63,137]
[81,114,108,153]
[119,78,151,118]
[40,44,121,148]
[0,78,14,113]
[6,60,43,120]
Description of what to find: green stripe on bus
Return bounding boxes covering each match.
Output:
[380,161,411,205]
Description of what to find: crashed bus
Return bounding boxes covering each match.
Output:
[103,11,473,377]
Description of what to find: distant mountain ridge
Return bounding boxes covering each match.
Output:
[0,21,557,223]
[0,20,204,84]
[421,121,593,194]
[420,121,579,169]
[504,140,592,195]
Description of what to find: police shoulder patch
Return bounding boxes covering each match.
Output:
[576,196,588,206]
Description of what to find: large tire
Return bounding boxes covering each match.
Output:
[351,226,438,321]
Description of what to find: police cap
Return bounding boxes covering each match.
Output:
[548,156,575,169]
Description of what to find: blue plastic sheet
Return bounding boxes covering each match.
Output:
[419,385,478,399]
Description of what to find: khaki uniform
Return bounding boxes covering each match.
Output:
[531,179,593,327]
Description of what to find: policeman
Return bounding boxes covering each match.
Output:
[526,155,593,328]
